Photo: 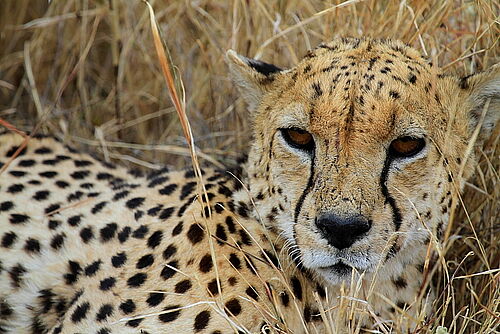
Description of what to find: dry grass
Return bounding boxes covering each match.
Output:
[0,0,498,333]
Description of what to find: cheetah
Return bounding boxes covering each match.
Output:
[0,38,498,333]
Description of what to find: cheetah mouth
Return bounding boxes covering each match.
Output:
[318,261,353,276]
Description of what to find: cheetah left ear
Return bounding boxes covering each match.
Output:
[460,63,500,143]
[226,50,282,112]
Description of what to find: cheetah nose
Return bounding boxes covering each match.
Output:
[315,213,372,250]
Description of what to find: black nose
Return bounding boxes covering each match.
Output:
[315,213,371,250]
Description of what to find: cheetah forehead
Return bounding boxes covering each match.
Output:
[264,38,441,140]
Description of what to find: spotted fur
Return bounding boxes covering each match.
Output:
[1,38,499,333]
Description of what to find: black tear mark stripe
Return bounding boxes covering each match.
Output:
[293,150,316,225]
[380,156,402,231]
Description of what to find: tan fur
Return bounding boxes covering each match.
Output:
[0,38,498,333]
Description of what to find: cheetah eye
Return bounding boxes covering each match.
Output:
[280,128,315,152]
[389,136,425,158]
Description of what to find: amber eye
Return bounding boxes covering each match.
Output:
[280,128,315,152]
[389,136,426,158]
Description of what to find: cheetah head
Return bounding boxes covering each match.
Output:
[227,38,499,284]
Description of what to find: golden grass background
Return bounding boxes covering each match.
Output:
[0,0,498,332]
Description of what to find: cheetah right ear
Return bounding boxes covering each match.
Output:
[226,50,282,111]
[460,63,500,143]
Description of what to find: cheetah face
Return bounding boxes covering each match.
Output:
[228,38,499,284]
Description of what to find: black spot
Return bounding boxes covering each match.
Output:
[9,264,26,287]
[158,305,181,322]
[34,147,52,154]
[111,252,127,268]
[9,170,26,177]
[99,277,116,291]
[42,158,58,166]
[97,328,111,334]
[147,230,163,249]
[225,299,241,316]
[180,182,197,200]
[50,233,66,250]
[228,253,241,270]
[113,190,129,201]
[84,260,102,276]
[291,277,303,300]
[132,225,148,239]
[63,261,82,285]
[127,272,147,287]
[9,213,29,224]
[215,224,227,243]
[80,227,94,243]
[312,82,323,98]
[245,286,259,300]
[67,191,84,202]
[6,145,27,157]
[148,176,169,188]
[33,190,50,201]
[239,229,252,246]
[193,310,210,332]
[80,182,94,189]
[2,231,17,248]
[392,276,408,289]
[126,197,145,209]
[162,244,177,260]
[218,184,232,197]
[160,261,178,280]
[119,299,136,314]
[91,201,108,214]
[70,170,90,180]
[237,201,249,218]
[159,183,178,195]
[44,203,60,214]
[159,207,175,220]
[262,250,280,268]
[146,292,165,307]
[147,204,163,216]
[71,302,90,323]
[67,215,82,227]
[7,184,24,193]
[389,90,400,99]
[18,159,35,167]
[0,201,14,212]
[207,279,219,295]
[199,254,213,273]
[24,238,41,253]
[74,159,92,167]
[48,219,60,230]
[38,289,55,314]
[397,301,407,310]
[118,226,131,243]
[228,277,238,286]
[225,216,236,233]
[39,171,58,178]
[96,172,113,180]
[100,223,118,242]
[175,279,192,293]
[126,319,143,328]
[172,221,183,236]
[96,304,113,322]
[187,223,204,244]
[280,291,290,307]
[409,74,417,84]
[0,300,13,317]
[136,254,154,269]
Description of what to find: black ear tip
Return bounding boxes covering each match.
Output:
[246,58,282,76]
